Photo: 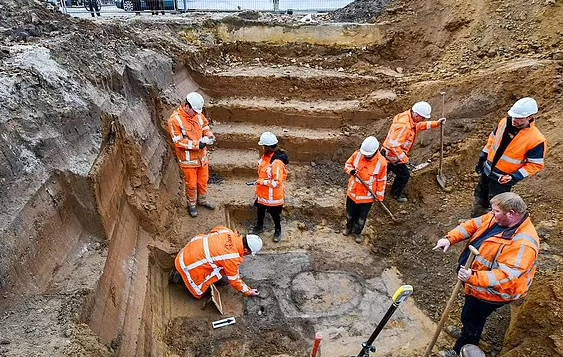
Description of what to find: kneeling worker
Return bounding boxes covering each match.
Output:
[170,226,263,298]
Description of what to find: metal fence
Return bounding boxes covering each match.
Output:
[174,0,354,12]
[55,0,352,15]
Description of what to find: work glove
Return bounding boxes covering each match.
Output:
[246,180,257,186]
[249,288,260,297]
[498,174,513,185]
[437,117,447,125]
[207,136,216,145]
[475,157,486,174]
[350,169,357,176]
[458,267,472,282]
[432,237,451,253]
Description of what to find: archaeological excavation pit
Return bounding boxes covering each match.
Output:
[1,4,562,357]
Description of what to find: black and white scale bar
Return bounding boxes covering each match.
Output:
[212,317,236,329]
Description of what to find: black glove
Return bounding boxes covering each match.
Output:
[475,158,486,174]
[350,169,357,176]
[199,141,207,149]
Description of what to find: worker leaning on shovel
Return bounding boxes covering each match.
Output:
[169,226,263,299]
[343,136,387,244]
[471,97,546,217]
[381,101,446,203]
[433,192,540,357]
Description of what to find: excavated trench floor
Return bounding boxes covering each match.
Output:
[154,212,435,357]
[6,16,561,357]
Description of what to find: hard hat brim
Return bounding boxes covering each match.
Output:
[360,148,376,156]
[507,109,530,119]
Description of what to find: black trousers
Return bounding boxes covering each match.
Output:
[453,295,505,353]
[87,0,100,15]
[474,173,513,208]
[254,201,282,232]
[387,162,410,198]
[345,196,373,234]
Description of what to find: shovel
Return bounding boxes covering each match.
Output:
[423,245,480,357]
[436,91,447,189]
[355,175,398,223]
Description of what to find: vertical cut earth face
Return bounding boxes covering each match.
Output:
[1,11,562,357]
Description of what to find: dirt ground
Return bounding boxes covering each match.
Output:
[0,0,562,356]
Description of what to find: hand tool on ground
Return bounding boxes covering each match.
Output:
[246,180,257,186]
[212,317,236,329]
[310,332,322,357]
[355,175,398,222]
[355,285,414,357]
[202,283,224,315]
[423,245,480,357]
[436,91,447,189]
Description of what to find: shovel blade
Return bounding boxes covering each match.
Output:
[436,172,447,189]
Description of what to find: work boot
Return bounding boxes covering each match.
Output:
[393,195,408,203]
[251,225,264,234]
[354,234,363,243]
[273,229,282,243]
[445,325,462,339]
[342,227,351,236]
[198,201,216,210]
[460,344,486,357]
[188,205,198,217]
[438,350,459,357]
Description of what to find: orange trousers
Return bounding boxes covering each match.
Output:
[181,165,209,206]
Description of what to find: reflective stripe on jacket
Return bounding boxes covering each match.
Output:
[167,106,214,168]
[256,153,287,206]
[382,110,441,164]
[447,213,539,303]
[175,226,252,298]
[345,150,387,203]
[482,117,546,182]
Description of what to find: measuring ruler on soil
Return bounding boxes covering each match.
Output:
[212,317,236,329]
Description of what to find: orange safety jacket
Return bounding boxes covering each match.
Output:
[256,152,288,206]
[175,226,253,298]
[482,117,546,182]
[345,150,387,203]
[382,110,441,164]
[447,213,539,303]
[168,105,214,168]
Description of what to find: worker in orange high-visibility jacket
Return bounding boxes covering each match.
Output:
[168,92,216,218]
[344,136,387,244]
[472,97,546,217]
[433,192,539,356]
[170,226,263,299]
[250,132,289,243]
[382,101,446,203]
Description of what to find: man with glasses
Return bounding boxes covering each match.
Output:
[471,97,546,217]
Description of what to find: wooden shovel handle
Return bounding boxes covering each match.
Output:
[423,245,480,357]
[355,175,398,222]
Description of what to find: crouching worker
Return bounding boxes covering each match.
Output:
[343,136,387,243]
[169,226,263,298]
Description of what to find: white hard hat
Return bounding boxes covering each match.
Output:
[412,101,432,119]
[507,97,538,118]
[360,136,379,156]
[186,92,204,113]
[258,132,278,146]
[245,234,263,255]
